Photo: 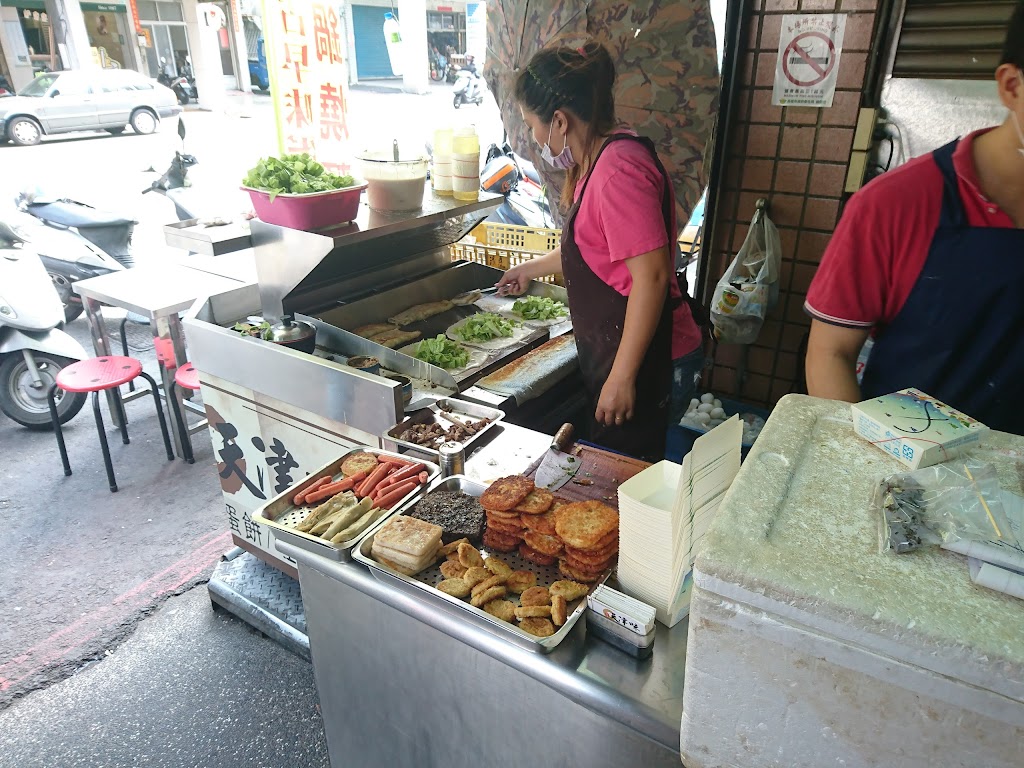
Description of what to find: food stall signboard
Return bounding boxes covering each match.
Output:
[772,14,846,108]
[262,0,352,174]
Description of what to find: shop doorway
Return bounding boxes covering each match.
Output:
[137,0,191,78]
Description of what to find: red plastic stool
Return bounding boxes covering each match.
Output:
[47,356,174,492]
[169,362,201,465]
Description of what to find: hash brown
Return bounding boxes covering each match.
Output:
[551,595,568,627]
[438,538,471,558]
[437,578,471,598]
[482,599,517,622]
[483,558,512,578]
[504,570,536,594]
[471,574,507,597]
[520,511,557,536]
[519,543,557,566]
[563,551,616,572]
[482,529,521,552]
[519,586,551,607]
[554,501,619,550]
[439,560,468,579]
[484,519,524,537]
[558,560,605,583]
[549,580,590,601]
[470,585,507,607]
[514,488,554,515]
[480,476,535,512]
[457,542,485,569]
[462,566,490,587]
[522,530,564,557]
[515,605,552,619]
[518,617,555,637]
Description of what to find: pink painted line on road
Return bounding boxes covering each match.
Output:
[0,531,231,695]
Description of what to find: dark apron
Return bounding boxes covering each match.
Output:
[561,134,677,461]
[861,139,1024,435]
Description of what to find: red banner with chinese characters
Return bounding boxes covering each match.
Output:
[263,0,351,175]
[127,0,143,34]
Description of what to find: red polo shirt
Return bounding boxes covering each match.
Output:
[805,129,1016,330]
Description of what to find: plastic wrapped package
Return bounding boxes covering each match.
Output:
[874,459,1019,554]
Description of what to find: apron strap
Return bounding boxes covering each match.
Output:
[931,139,967,229]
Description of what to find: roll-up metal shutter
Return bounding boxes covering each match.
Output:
[892,0,1017,79]
[352,5,396,79]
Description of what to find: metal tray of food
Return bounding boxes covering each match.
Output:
[384,398,504,458]
[255,447,440,562]
[351,475,609,654]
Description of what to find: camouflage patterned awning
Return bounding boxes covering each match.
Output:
[485,0,720,228]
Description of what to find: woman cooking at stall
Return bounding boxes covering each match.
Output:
[497,42,704,462]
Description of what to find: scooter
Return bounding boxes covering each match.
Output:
[480,142,555,228]
[15,190,135,322]
[452,69,484,108]
[0,219,87,428]
[142,118,204,222]
[158,71,193,105]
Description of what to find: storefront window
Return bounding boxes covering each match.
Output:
[84,11,129,68]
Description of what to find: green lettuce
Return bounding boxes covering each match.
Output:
[242,154,356,201]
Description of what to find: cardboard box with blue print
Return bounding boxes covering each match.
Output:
[851,389,989,470]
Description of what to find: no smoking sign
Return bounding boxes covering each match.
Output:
[773,14,847,108]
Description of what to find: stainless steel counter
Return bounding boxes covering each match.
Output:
[278,426,687,768]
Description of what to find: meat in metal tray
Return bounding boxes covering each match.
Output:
[255,447,440,562]
[352,475,609,653]
[384,398,504,459]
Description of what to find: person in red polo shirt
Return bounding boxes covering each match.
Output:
[804,2,1024,435]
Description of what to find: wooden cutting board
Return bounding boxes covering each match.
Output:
[524,443,649,511]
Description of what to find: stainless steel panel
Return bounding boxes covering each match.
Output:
[183,307,404,440]
[352,475,608,654]
[252,190,501,323]
[164,218,253,256]
[385,398,504,459]
[256,448,440,562]
[284,542,687,763]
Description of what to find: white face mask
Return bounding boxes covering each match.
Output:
[540,121,575,170]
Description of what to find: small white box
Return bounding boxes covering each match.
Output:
[851,388,988,470]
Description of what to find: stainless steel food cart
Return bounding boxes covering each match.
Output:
[278,423,688,768]
[182,189,583,573]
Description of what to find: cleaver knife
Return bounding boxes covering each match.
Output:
[535,423,580,491]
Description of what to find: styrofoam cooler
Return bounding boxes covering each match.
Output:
[681,395,1024,768]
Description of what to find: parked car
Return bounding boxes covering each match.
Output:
[0,69,182,146]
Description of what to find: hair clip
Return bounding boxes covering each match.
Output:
[577,46,586,56]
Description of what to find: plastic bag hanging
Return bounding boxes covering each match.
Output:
[710,202,782,345]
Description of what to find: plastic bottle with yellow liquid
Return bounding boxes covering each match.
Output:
[432,127,453,196]
[451,126,480,202]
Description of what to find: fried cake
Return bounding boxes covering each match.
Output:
[553,501,619,550]
[480,476,535,512]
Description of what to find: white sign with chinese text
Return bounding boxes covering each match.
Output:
[201,374,365,569]
[263,0,352,174]
[772,14,846,108]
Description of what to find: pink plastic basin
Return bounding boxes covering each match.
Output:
[242,183,367,231]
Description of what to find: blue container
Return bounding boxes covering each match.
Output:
[666,396,771,463]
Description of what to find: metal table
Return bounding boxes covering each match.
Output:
[278,426,687,768]
[73,264,248,458]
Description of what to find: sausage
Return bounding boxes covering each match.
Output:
[293,476,329,505]
[388,462,426,484]
[305,481,347,504]
[357,462,392,498]
[381,455,416,466]
[376,480,418,509]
